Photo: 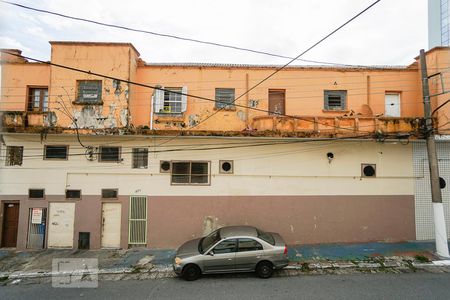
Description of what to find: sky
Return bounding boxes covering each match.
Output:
[0,0,428,66]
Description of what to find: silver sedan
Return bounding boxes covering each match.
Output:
[173,225,289,280]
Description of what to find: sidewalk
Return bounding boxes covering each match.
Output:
[1,241,449,285]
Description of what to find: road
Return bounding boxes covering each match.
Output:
[1,272,450,299]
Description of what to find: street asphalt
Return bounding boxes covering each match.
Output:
[1,272,450,300]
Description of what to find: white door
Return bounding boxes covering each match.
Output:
[385,93,400,117]
[101,203,122,248]
[48,203,75,248]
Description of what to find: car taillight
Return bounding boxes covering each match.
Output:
[283,245,288,255]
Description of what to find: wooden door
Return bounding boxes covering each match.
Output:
[101,203,122,248]
[268,89,285,115]
[2,203,20,247]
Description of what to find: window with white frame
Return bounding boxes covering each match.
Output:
[154,86,187,114]
[132,148,148,169]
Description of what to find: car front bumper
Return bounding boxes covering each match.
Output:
[173,263,183,275]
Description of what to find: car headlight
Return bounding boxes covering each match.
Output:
[175,257,183,265]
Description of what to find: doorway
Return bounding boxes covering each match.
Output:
[101,203,122,248]
[1,203,20,247]
[268,89,286,115]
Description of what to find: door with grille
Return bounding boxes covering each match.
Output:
[128,196,147,246]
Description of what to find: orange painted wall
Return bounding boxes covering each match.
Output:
[0,63,50,111]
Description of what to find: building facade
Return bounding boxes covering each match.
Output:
[0,42,449,250]
[429,0,450,48]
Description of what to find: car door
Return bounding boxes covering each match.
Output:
[235,238,264,271]
[202,239,237,273]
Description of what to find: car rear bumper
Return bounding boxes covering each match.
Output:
[274,258,289,269]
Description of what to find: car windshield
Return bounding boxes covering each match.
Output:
[199,229,221,254]
[257,229,275,245]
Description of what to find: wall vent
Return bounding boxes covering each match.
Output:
[160,161,171,173]
[219,160,234,174]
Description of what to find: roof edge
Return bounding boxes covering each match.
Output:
[49,41,140,57]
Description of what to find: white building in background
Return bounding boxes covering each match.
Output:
[429,0,450,48]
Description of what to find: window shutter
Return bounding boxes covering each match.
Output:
[154,87,164,113]
[181,86,188,112]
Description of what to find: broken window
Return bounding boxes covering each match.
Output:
[99,146,121,162]
[44,145,68,160]
[132,148,148,169]
[324,90,347,111]
[171,161,210,185]
[5,146,23,166]
[154,86,187,114]
[215,88,235,109]
[76,80,102,104]
[102,189,118,198]
[28,87,48,112]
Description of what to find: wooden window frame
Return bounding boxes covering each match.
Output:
[132,148,149,169]
[27,86,49,112]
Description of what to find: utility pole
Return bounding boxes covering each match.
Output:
[420,49,449,258]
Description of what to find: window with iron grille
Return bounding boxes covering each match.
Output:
[215,88,235,109]
[132,148,148,169]
[162,88,182,113]
[5,146,23,166]
[29,189,45,199]
[66,189,81,199]
[102,189,118,198]
[28,87,48,112]
[171,161,210,185]
[76,80,102,104]
[324,90,347,111]
[99,147,121,162]
[44,145,68,160]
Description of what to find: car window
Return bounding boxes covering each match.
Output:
[256,229,275,245]
[238,238,263,252]
[200,229,221,253]
[212,239,237,254]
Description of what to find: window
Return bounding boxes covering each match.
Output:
[28,87,48,112]
[66,189,81,199]
[238,238,263,252]
[5,146,23,166]
[29,189,44,199]
[76,80,102,104]
[324,90,347,111]
[154,86,187,114]
[132,148,148,169]
[215,88,235,109]
[99,147,121,162]
[212,239,237,254]
[102,189,118,198]
[171,161,210,185]
[44,145,68,160]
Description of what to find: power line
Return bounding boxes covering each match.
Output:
[0,50,378,135]
[1,0,382,68]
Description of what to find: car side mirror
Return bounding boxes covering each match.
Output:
[208,250,214,256]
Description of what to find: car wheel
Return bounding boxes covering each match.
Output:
[182,264,201,281]
[256,261,274,279]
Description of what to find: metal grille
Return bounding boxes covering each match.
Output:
[128,196,147,245]
[27,208,47,249]
[413,141,450,240]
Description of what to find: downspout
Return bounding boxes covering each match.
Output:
[150,91,154,130]
[245,73,249,127]
[366,75,370,106]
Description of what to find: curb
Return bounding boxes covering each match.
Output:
[1,261,449,280]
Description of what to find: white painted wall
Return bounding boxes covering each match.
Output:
[0,134,414,196]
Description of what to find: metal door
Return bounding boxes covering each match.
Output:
[1,203,20,247]
[48,202,75,248]
[27,208,47,249]
[128,196,147,246]
[269,89,285,115]
[101,203,122,248]
[202,239,237,273]
[385,93,400,117]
